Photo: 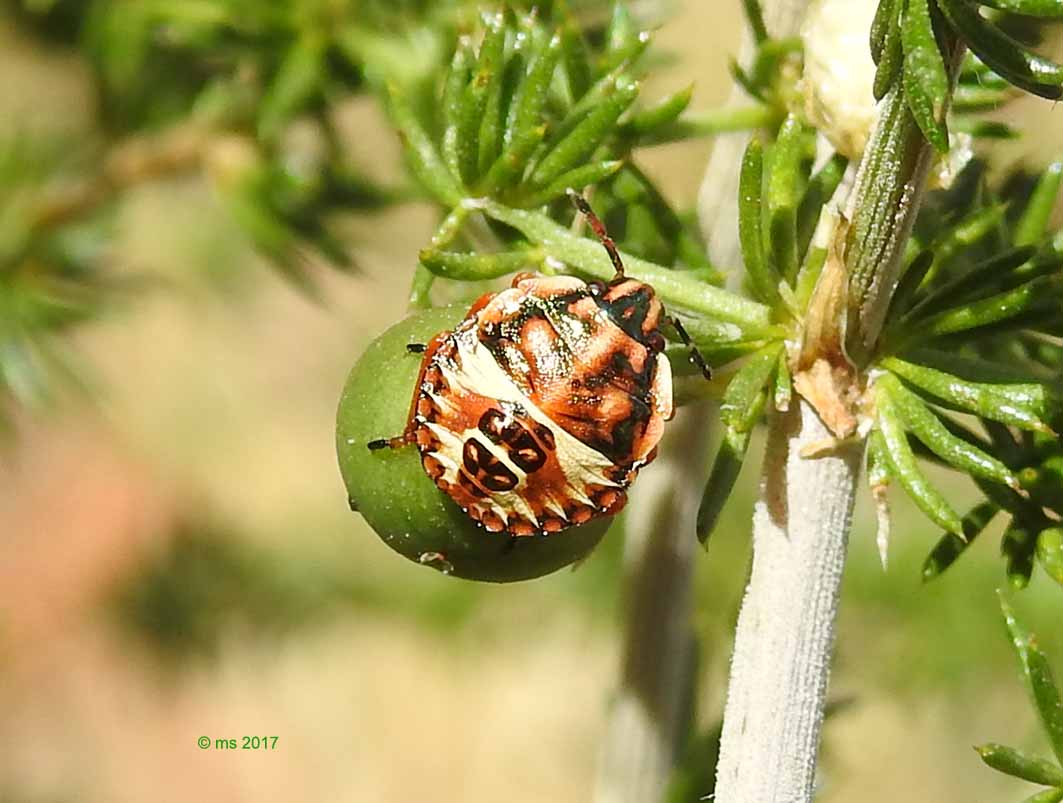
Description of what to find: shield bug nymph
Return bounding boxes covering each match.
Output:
[369,190,711,537]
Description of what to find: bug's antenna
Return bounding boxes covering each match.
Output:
[669,316,712,381]
[567,188,624,279]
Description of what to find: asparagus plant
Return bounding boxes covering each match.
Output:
[4,0,1063,800]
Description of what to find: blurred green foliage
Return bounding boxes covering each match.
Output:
[977,595,1063,802]
[107,511,626,664]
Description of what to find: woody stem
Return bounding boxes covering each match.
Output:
[712,401,861,802]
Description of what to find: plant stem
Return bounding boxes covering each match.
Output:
[842,84,937,362]
[843,41,964,363]
[714,401,861,803]
[714,12,962,802]
[637,105,777,147]
[30,125,209,233]
[480,200,772,332]
[593,406,711,803]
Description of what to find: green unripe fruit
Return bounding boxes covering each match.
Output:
[336,305,614,582]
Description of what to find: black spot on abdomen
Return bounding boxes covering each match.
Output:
[462,437,519,492]
[477,409,548,474]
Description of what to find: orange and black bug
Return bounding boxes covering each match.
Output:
[369,190,710,536]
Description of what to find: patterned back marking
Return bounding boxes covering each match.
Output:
[461,437,520,492]
[412,299,670,536]
[478,409,548,473]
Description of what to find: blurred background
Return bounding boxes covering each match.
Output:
[1,1,1062,801]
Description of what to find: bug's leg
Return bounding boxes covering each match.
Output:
[567,189,625,281]
[367,436,407,450]
[367,332,448,451]
[668,316,713,381]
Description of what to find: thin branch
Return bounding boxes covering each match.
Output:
[30,125,210,233]
[843,41,965,363]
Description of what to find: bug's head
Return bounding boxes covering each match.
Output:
[569,190,666,347]
[597,278,665,344]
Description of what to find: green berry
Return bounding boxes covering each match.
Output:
[336,305,614,582]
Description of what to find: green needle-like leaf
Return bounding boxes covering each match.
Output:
[796,152,847,261]
[559,7,591,101]
[482,125,547,195]
[767,116,811,283]
[975,743,1063,785]
[743,0,769,43]
[874,387,965,536]
[874,0,904,100]
[923,500,998,580]
[917,273,1063,338]
[872,0,898,64]
[882,373,1020,488]
[887,249,935,320]
[1038,527,1063,587]
[419,249,536,280]
[442,41,474,184]
[953,82,1013,112]
[882,356,1055,433]
[258,35,325,143]
[408,264,434,309]
[901,0,951,153]
[458,12,506,184]
[386,84,464,207]
[476,19,509,178]
[902,347,1054,386]
[500,29,556,156]
[904,245,1038,320]
[1016,162,1063,247]
[530,76,639,186]
[1020,788,1063,803]
[1000,591,1063,763]
[605,2,638,61]
[938,0,1063,99]
[636,105,777,147]
[518,160,624,206]
[926,203,1008,281]
[722,344,782,433]
[622,84,694,136]
[751,36,804,90]
[976,0,1063,17]
[698,423,756,545]
[738,137,781,305]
